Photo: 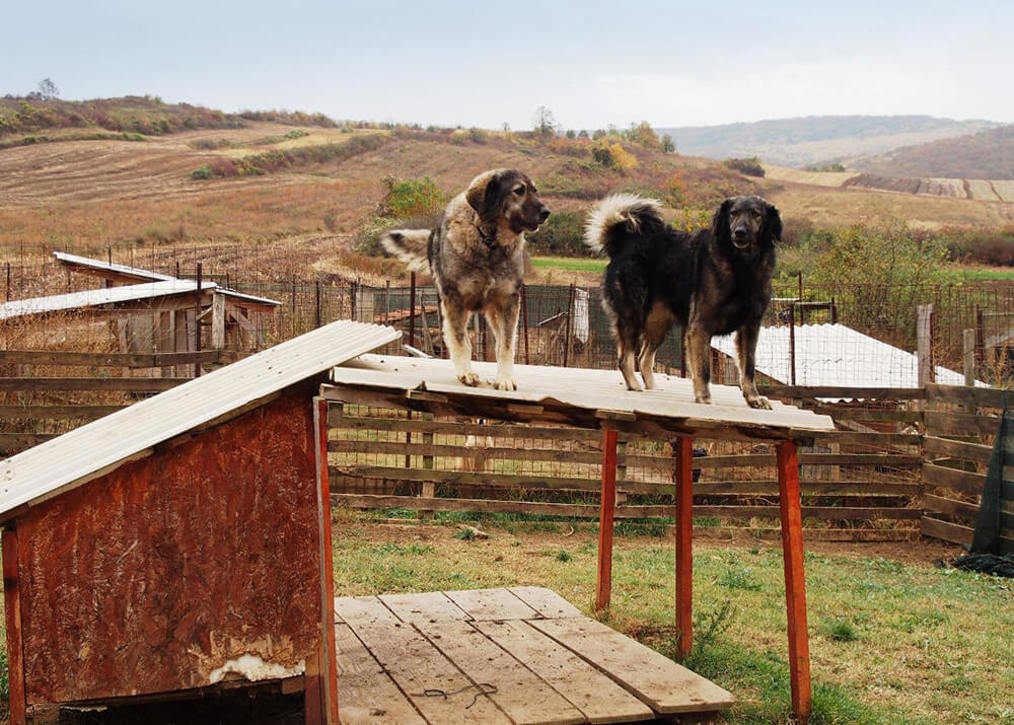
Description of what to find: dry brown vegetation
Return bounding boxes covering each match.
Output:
[2,114,1013,292]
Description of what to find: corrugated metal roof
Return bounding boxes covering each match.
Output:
[53,251,178,282]
[710,323,984,389]
[0,280,282,320]
[0,320,400,517]
[0,279,204,320]
[330,355,835,438]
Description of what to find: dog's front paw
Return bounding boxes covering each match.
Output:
[746,394,772,410]
[694,392,712,405]
[457,371,480,387]
[493,376,517,392]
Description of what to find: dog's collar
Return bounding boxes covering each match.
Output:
[475,222,497,247]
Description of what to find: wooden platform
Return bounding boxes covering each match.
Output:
[334,587,733,725]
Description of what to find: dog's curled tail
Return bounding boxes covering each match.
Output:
[379,229,431,272]
[583,193,665,257]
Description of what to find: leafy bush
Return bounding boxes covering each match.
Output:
[591,140,638,172]
[724,157,765,177]
[377,176,445,219]
[526,211,591,256]
[939,226,1014,266]
[191,165,212,180]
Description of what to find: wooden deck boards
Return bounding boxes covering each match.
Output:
[334,587,732,725]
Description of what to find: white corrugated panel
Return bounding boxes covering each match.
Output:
[53,251,178,282]
[0,320,400,516]
[711,323,983,390]
[334,355,835,436]
[0,280,208,320]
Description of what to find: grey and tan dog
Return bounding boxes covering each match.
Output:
[380,169,550,390]
[584,193,781,408]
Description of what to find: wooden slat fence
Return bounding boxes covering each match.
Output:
[0,349,240,456]
[921,383,1014,554]
[327,386,926,536]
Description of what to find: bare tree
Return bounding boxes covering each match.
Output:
[36,78,60,100]
[532,106,557,137]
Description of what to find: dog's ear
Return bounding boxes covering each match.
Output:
[764,201,783,244]
[465,169,505,220]
[712,198,733,245]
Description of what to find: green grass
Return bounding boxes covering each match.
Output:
[958,267,1014,281]
[530,256,607,273]
[331,515,1014,724]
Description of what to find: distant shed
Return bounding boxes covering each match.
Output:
[1,254,281,352]
[0,320,399,724]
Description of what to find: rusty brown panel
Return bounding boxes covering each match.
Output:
[17,386,322,705]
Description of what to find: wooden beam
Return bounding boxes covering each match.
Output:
[3,530,27,725]
[313,398,340,724]
[777,441,811,724]
[0,350,240,367]
[0,378,186,392]
[674,437,693,660]
[596,428,618,612]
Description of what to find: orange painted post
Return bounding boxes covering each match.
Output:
[596,428,619,612]
[313,397,340,725]
[777,440,812,724]
[2,529,26,725]
[674,436,694,659]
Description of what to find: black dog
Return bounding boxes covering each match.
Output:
[584,193,781,408]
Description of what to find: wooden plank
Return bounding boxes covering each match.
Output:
[330,494,920,520]
[926,383,1012,409]
[777,441,812,723]
[923,494,980,520]
[674,437,693,660]
[923,463,986,495]
[925,411,1002,436]
[416,619,585,725]
[0,405,126,420]
[0,350,239,368]
[692,453,920,468]
[530,616,734,714]
[0,377,186,392]
[508,587,582,619]
[341,415,603,442]
[330,439,603,466]
[338,596,510,724]
[444,588,540,621]
[331,465,613,494]
[335,596,401,626]
[473,619,654,724]
[3,530,26,725]
[924,436,993,464]
[760,385,924,400]
[334,623,426,725]
[314,398,340,724]
[597,429,619,612]
[809,407,923,423]
[921,516,974,546]
[380,591,470,623]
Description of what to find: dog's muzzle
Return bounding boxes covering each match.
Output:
[732,228,750,249]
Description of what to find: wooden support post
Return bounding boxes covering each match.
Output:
[420,415,435,520]
[674,436,694,659]
[211,293,225,351]
[777,441,812,724]
[313,398,340,724]
[596,428,619,612]
[520,283,530,365]
[408,272,416,348]
[917,304,934,387]
[3,529,26,725]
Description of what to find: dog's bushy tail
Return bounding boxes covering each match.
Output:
[583,193,664,257]
[379,229,431,272]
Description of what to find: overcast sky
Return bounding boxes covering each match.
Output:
[5,0,1012,130]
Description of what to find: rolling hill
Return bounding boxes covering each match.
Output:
[849,125,1014,180]
[658,115,1001,168]
[1,97,1013,289]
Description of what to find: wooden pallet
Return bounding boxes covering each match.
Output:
[334,587,733,724]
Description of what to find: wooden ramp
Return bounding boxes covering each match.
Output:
[334,587,733,725]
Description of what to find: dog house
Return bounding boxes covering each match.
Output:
[0,320,399,724]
